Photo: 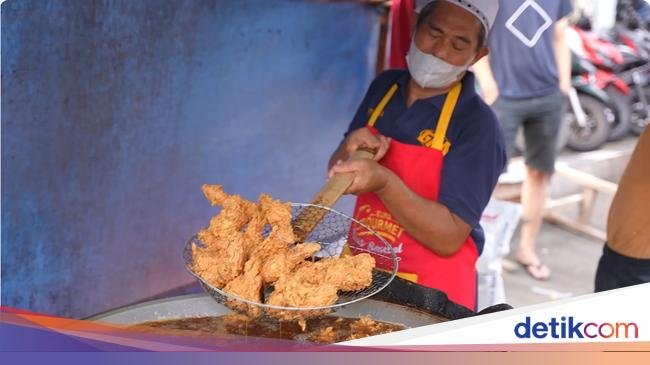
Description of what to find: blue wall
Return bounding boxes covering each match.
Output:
[1,0,379,318]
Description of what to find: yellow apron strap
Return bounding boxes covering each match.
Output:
[367,83,399,127]
[431,83,462,151]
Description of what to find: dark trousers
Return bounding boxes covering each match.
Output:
[595,244,650,292]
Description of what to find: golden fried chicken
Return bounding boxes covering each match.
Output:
[346,315,403,340]
[281,253,375,292]
[202,184,229,206]
[258,193,295,244]
[224,257,264,317]
[202,184,256,237]
[310,326,337,343]
[191,245,226,287]
[260,243,321,283]
[192,231,247,287]
[192,185,377,321]
[266,273,338,321]
[318,253,376,291]
[242,208,266,252]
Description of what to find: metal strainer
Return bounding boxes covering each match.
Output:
[183,203,398,317]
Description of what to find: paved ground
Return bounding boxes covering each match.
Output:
[502,222,603,307]
[499,137,639,308]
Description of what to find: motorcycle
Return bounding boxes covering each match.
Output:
[570,22,650,137]
[613,25,650,134]
[564,53,615,152]
[568,26,635,140]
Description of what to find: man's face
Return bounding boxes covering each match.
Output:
[413,1,487,67]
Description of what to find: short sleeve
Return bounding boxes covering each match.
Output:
[437,103,506,230]
[557,0,573,20]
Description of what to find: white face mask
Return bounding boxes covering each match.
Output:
[406,41,469,89]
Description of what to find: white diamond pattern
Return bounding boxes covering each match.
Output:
[505,0,553,48]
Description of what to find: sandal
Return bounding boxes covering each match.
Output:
[517,260,551,281]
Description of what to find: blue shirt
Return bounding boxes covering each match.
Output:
[344,70,506,254]
[488,0,573,99]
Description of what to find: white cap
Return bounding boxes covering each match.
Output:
[415,0,499,33]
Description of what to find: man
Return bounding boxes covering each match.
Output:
[328,0,505,310]
[474,0,573,280]
[595,127,650,292]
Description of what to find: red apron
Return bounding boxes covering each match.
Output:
[349,82,478,310]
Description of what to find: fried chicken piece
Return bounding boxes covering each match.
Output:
[250,232,293,263]
[224,257,264,317]
[319,253,376,291]
[202,184,256,237]
[197,228,227,251]
[260,243,321,283]
[242,208,266,252]
[191,245,227,287]
[264,253,374,321]
[310,326,337,343]
[345,315,405,341]
[194,185,376,322]
[192,231,247,287]
[283,253,375,292]
[266,262,338,320]
[201,184,230,206]
[258,193,295,244]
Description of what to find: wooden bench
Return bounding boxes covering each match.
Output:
[493,159,619,242]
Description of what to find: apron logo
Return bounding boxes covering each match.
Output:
[350,227,404,256]
[417,129,451,155]
[356,207,404,243]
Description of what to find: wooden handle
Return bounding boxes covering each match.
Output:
[293,148,376,242]
[310,148,375,207]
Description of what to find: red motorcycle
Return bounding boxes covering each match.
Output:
[569,24,649,138]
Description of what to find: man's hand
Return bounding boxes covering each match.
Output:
[559,79,572,96]
[329,158,393,195]
[343,127,391,162]
[328,127,391,172]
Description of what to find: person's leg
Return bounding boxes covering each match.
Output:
[516,92,566,280]
[517,167,552,279]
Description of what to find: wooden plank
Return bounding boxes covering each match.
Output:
[579,188,598,224]
[545,193,584,210]
[555,164,618,194]
[544,211,607,242]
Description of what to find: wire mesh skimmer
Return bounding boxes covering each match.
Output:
[183,203,398,318]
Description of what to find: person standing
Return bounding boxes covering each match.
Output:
[474,0,573,280]
[595,127,650,292]
[329,0,505,310]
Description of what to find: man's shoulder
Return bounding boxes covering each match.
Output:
[458,94,499,128]
[452,95,505,146]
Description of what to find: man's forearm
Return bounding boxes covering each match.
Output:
[376,171,471,256]
[554,18,572,92]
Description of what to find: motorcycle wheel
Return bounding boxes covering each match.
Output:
[605,85,632,141]
[630,85,650,135]
[567,94,612,152]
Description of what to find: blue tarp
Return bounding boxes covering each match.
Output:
[1,0,379,318]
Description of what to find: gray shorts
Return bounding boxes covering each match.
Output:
[492,91,567,174]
